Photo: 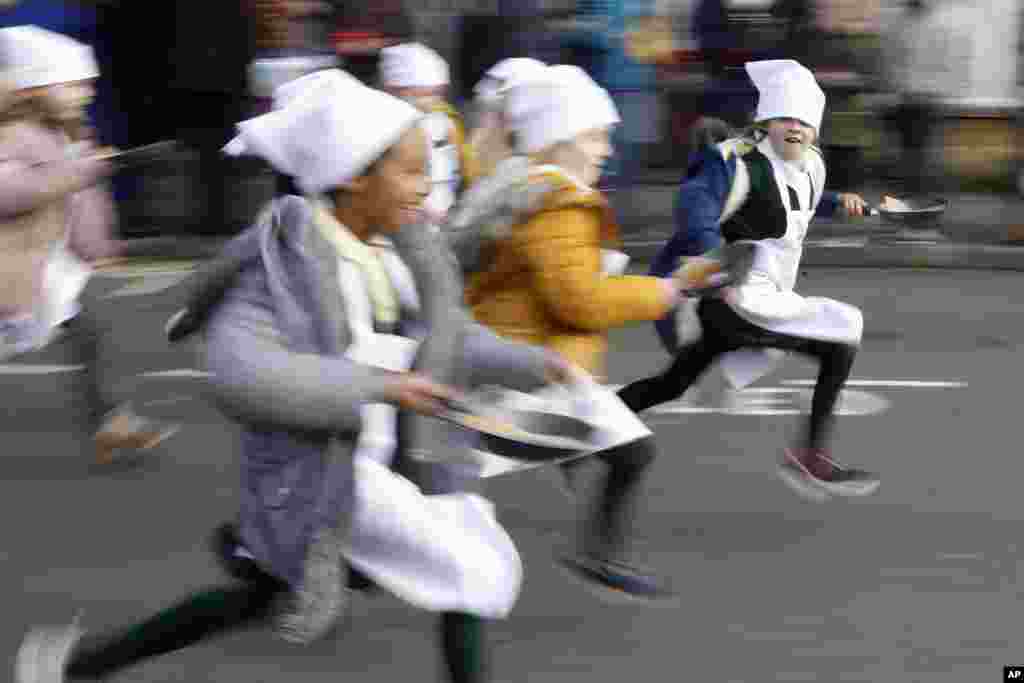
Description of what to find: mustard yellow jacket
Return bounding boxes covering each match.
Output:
[465,169,671,378]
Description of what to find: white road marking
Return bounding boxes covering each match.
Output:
[626,387,889,417]
[782,379,968,388]
[101,273,191,298]
[805,238,867,248]
[0,364,84,374]
[138,369,211,379]
[93,261,199,279]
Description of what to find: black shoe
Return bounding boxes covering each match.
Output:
[347,565,377,593]
[558,554,678,605]
[209,522,266,582]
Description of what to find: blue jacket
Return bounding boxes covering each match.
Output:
[649,144,842,351]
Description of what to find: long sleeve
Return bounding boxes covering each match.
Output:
[460,320,549,392]
[204,268,389,435]
[0,123,109,219]
[650,147,729,278]
[815,190,841,219]
[66,185,121,261]
[519,207,671,332]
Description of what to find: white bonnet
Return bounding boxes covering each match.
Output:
[473,57,547,104]
[224,69,422,194]
[0,25,99,90]
[379,42,450,89]
[502,64,620,154]
[746,59,826,133]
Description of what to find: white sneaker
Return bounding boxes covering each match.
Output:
[15,621,84,683]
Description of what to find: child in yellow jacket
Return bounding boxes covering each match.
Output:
[463,64,687,603]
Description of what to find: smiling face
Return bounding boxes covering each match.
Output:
[353,124,431,233]
[764,118,816,162]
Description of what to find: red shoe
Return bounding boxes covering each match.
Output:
[777,448,880,501]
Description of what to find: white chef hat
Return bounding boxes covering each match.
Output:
[224,69,422,194]
[473,57,547,104]
[379,42,450,89]
[746,59,826,133]
[0,25,99,90]
[503,64,620,154]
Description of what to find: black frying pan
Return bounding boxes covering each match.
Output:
[867,195,948,227]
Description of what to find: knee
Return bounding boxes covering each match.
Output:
[600,436,656,472]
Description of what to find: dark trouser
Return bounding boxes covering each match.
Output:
[66,569,288,679]
[66,526,489,682]
[57,300,117,432]
[581,436,657,561]
[885,95,941,194]
[618,298,857,452]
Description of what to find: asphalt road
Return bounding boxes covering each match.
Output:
[2,267,1022,683]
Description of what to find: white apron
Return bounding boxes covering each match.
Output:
[335,247,522,619]
[472,249,654,479]
[0,229,92,361]
[677,142,863,389]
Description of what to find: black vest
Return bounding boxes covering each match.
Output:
[720,148,787,243]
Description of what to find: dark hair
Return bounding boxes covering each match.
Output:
[689,116,734,149]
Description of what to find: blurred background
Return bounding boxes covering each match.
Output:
[3,0,1019,238]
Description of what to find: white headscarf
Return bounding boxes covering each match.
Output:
[379,42,450,89]
[473,57,547,105]
[224,69,422,195]
[746,59,826,133]
[502,64,620,154]
[0,25,99,90]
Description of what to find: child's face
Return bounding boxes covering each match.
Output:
[764,118,815,162]
[359,124,431,233]
[548,127,612,187]
[45,80,95,122]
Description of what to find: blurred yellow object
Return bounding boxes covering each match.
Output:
[625,15,675,64]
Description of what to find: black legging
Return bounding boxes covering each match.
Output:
[66,526,488,682]
[618,298,857,452]
[66,569,288,679]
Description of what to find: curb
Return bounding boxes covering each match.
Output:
[622,239,1024,271]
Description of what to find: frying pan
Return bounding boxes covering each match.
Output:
[867,195,948,228]
[439,395,597,463]
[95,140,180,167]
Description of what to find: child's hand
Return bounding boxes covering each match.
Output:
[837,193,868,218]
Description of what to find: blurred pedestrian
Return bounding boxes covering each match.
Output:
[379,42,477,223]
[566,0,661,197]
[882,0,969,193]
[0,25,177,464]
